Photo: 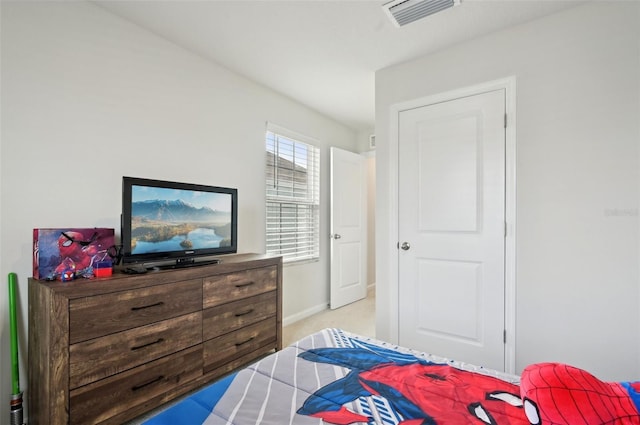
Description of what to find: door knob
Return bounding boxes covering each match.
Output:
[331,234,342,239]
[400,242,410,251]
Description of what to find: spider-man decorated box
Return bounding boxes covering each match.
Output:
[33,228,115,280]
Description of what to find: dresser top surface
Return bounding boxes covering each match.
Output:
[30,253,281,298]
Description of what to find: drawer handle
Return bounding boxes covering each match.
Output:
[131,301,165,311]
[235,281,255,288]
[131,338,165,351]
[235,309,254,317]
[131,375,164,392]
[235,336,255,347]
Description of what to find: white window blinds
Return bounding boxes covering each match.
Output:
[265,125,320,263]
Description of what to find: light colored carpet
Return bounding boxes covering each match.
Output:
[283,286,376,346]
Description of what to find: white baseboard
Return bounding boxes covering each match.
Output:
[283,284,376,327]
[282,302,328,327]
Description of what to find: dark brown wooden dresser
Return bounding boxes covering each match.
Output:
[28,253,282,424]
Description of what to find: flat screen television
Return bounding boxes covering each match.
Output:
[121,176,237,269]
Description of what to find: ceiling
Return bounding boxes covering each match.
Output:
[94,0,585,133]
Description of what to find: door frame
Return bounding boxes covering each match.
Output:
[388,77,517,373]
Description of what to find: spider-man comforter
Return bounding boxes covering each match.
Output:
[145,328,525,424]
[144,328,640,425]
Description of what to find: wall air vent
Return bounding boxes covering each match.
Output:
[383,0,460,27]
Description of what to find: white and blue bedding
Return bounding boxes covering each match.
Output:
[143,328,534,425]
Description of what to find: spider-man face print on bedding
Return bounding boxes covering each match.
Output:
[297,343,530,425]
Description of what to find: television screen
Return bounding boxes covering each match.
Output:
[121,177,237,267]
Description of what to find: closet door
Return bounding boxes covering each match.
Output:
[398,89,507,371]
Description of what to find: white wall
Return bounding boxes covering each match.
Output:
[357,129,377,288]
[366,153,376,287]
[0,1,357,420]
[376,1,640,380]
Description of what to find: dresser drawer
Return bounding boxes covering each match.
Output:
[203,317,276,373]
[70,279,202,343]
[70,345,202,425]
[203,266,277,308]
[69,312,202,389]
[203,291,276,340]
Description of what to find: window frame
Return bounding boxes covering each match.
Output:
[265,123,320,264]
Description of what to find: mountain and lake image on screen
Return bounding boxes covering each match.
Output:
[130,185,233,254]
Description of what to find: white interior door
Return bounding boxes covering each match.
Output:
[398,89,507,371]
[330,147,367,309]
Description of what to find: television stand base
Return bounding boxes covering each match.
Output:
[120,256,223,273]
[159,258,221,270]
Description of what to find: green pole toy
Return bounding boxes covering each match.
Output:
[8,273,24,425]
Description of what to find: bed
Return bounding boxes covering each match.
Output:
[143,328,640,425]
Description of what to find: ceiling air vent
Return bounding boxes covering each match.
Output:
[383,0,460,27]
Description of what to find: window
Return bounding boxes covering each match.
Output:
[265,124,320,263]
